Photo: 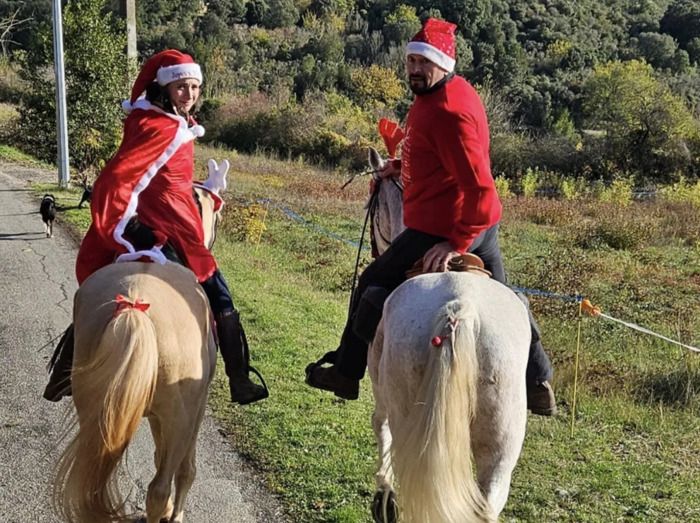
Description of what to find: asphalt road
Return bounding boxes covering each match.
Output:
[0,164,285,523]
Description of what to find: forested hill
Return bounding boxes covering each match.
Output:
[1,0,699,182]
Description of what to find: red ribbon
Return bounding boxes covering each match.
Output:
[113,294,150,317]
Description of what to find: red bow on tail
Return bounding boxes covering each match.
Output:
[113,294,150,317]
[378,118,405,158]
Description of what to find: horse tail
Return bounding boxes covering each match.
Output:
[54,302,159,523]
[391,299,495,523]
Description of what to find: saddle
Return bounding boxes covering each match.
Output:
[405,253,492,279]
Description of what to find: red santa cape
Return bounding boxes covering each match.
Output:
[76,99,210,284]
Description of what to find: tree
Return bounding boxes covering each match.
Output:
[583,59,697,181]
[18,0,128,172]
[660,0,700,48]
[348,64,404,111]
[632,32,679,70]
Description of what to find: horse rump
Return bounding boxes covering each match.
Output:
[388,298,495,523]
[53,302,158,523]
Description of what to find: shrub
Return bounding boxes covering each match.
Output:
[208,89,380,170]
[598,177,634,207]
[521,167,540,197]
[17,0,127,172]
[570,203,659,250]
[659,177,700,208]
[0,58,26,103]
[0,102,19,142]
[494,175,512,199]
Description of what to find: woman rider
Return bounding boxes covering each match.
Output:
[44,50,268,406]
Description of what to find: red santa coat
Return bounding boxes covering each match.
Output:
[401,75,502,253]
[75,100,215,284]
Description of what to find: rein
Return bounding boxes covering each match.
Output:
[343,168,403,314]
[348,183,379,314]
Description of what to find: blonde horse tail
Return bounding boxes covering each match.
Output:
[391,299,495,523]
[54,304,159,523]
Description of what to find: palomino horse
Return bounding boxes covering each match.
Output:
[53,161,228,523]
[365,148,531,522]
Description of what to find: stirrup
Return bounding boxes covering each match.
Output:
[305,350,337,373]
[231,366,269,405]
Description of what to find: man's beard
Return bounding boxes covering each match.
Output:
[409,76,428,94]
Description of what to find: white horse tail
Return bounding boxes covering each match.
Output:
[391,299,495,523]
[54,301,159,523]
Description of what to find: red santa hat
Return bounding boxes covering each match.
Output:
[405,18,457,73]
[123,49,203,112]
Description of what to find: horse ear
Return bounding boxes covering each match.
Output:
[368,147,386,172]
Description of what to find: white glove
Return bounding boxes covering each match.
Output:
[202,159,230,195]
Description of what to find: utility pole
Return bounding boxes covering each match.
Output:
[122,0,137,80]
[51,0,69,188]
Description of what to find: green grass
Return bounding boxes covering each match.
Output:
[21,143,700,522]
[0,143,53,168]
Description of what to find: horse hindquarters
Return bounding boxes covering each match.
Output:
[384,299,495,523]
[54,307,158,523]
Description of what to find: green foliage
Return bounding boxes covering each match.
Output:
[632,32,681,71]
[583,59,697,182]
[598,177,634,207]
[207,89,377,169]
[17,0,127,172]
[521,167,540,197]
[659,176,700,207]
[660,0,700,49]
[0,57,26,103]
[348,64,404,111]
[559,177,581,200]
[494,175,512,199]
[3,0,700,178]
[383,5,421,45]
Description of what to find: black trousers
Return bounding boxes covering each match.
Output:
[334,225,553,385]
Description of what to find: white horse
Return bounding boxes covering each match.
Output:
[365,148,531,522]
[53,162,228,523]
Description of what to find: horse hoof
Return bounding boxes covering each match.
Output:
[371,489,398,523]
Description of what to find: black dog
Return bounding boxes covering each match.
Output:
[78,181,92,209]
[40,194,57,238]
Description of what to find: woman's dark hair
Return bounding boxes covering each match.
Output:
[145,81,174,113]
[144,80,203,117]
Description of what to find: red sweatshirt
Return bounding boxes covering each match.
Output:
[401,75,502,253]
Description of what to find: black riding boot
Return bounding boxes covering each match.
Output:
[43,325,74,402]
[215,310,268,405]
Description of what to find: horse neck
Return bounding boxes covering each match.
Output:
[194,187,220,250]
[375,179,404,255]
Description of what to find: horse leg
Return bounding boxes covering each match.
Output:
[169,401,206,523]
[373,406,394,489]
[146,413,192,523]
[148,417,174,521]
[471,382,528,516]
[370,406,399,523]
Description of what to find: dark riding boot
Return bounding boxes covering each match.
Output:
[43,325,74,402]
[215,310,269,405]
